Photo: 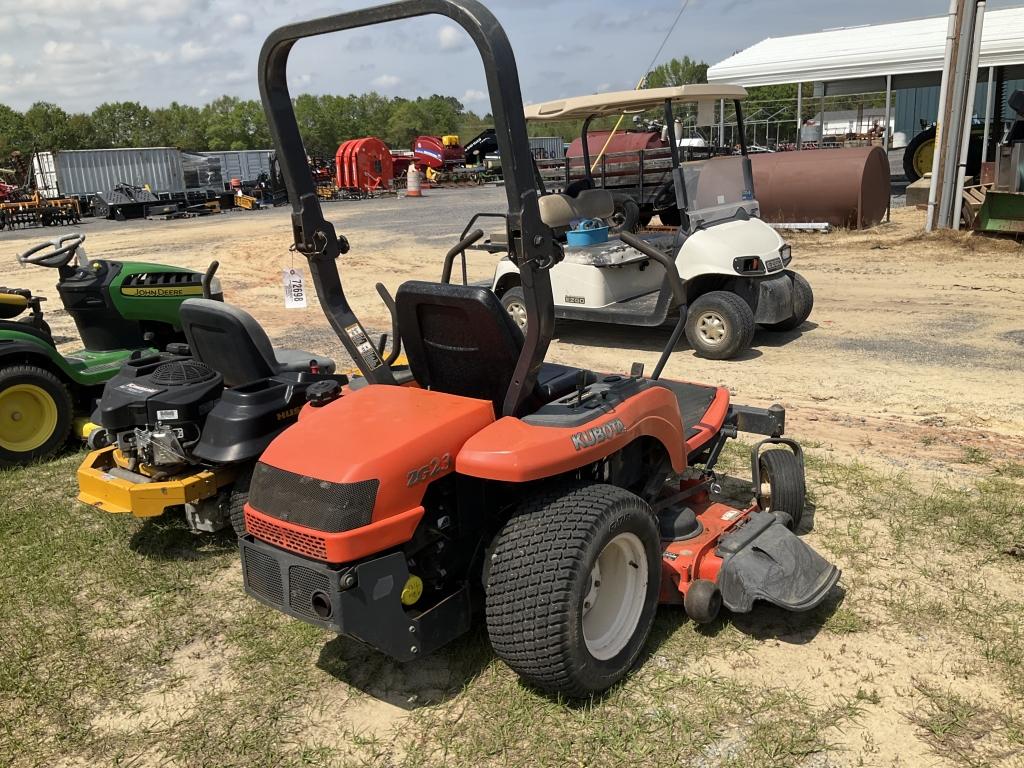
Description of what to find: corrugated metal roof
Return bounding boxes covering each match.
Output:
[707,7,1024,86]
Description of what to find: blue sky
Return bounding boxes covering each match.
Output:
[1,0,1020,113]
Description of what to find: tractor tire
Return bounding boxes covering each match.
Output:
[683,579,722,624]
[902,126,936,183]
[609,197,641,234]
[485,482,661,698]
[0,365,73,468]
[228,464,255,537]
[757,449,806,529]
[685,291,755,360]
[500,286,528,333]
[761,271,814,332]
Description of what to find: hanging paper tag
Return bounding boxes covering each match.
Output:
[283,268,307,309]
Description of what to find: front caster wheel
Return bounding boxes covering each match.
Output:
[485,482,661,697]
[757,449,806,529]
[684,579,722,624]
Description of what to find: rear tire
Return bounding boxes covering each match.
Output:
[762,271,813,332]
[485,482,661,697]
[228,465,254,537]
[685,291,755,360]
[757,449,806,529]
[0,365,73,468]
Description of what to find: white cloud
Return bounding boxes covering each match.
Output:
[226,13,252,32]
[461,89,487,104]
[372,74,400,89]
[437,25,466,51]
[180,41,210,63]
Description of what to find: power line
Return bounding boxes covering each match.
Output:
[640,0,692,85]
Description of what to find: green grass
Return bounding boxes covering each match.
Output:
[1,445,1023,767]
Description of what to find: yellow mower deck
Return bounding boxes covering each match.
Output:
[77,446,236,518]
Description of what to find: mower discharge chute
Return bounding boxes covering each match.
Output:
[238,0,839,697]
[0,233,211,467]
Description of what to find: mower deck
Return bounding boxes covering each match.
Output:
[77,445,236,518]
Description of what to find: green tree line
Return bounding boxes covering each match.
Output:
[0,94,491,158]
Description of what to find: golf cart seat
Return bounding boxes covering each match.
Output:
[538,189,615,229]
[395,280,590,416]
[180,298,335,387]
[488,189,616,246]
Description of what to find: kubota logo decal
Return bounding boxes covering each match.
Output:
[571,418,625,451]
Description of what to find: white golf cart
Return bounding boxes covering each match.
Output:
[462,85,813,360]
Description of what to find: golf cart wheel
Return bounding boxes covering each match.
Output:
[0,365,73,468]
[685,291,755,360]
[683,579,722,624]
[500,286,528,333]
[228,464,255,537]
[757,449,806,529]
[762,271,814,332]
[485,482,660,697]
[609,196,640,234]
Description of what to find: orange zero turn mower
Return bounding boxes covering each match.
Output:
[239,0,840,697]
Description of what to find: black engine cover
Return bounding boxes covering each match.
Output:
[94,354,224,433]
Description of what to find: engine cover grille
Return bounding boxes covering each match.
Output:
[241,545,284,605]
[246,512,328,560]
[288,565,331,618]
[151,359,217,386]
[247,462,379,533]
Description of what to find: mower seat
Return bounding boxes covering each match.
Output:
[395,281,587,417]
[179,298,335,387]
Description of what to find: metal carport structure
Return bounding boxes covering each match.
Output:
[706,6,1024,154]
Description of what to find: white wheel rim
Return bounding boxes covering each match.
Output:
[505,300,527,329]
[697,311,727,345]
[582,532,648,661]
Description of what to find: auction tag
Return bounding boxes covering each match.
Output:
[283,268,307,309]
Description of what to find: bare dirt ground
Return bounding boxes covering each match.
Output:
[1,190,1022,767]
[4,190,1022,478]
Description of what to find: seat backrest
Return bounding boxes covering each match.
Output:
[395,281,524,415]
[538,189,615,229]
[179,298,278,387]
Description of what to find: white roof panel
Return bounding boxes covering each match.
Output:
[525,84,747,121]
[707,7,1024,86]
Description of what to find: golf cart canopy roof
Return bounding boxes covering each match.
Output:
[524,84,748,121]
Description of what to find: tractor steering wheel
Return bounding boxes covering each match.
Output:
[18,232,86,269]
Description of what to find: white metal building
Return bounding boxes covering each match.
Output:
[707,6,1024,149]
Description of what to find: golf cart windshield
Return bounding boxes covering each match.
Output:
[682,155,756,228]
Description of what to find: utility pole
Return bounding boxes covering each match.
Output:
[926,0,986,231]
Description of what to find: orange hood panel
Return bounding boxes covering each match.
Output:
[259,385,496,522]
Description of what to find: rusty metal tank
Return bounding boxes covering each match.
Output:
[750,146,890,229]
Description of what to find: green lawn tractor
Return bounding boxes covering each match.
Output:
[0,233,217,468]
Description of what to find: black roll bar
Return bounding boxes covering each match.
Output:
[258,0,559,415]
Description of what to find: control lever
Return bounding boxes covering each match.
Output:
[618,232,687,381]
[374,283,402,366]
[575,369,587,406]
[202,260,220,300]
